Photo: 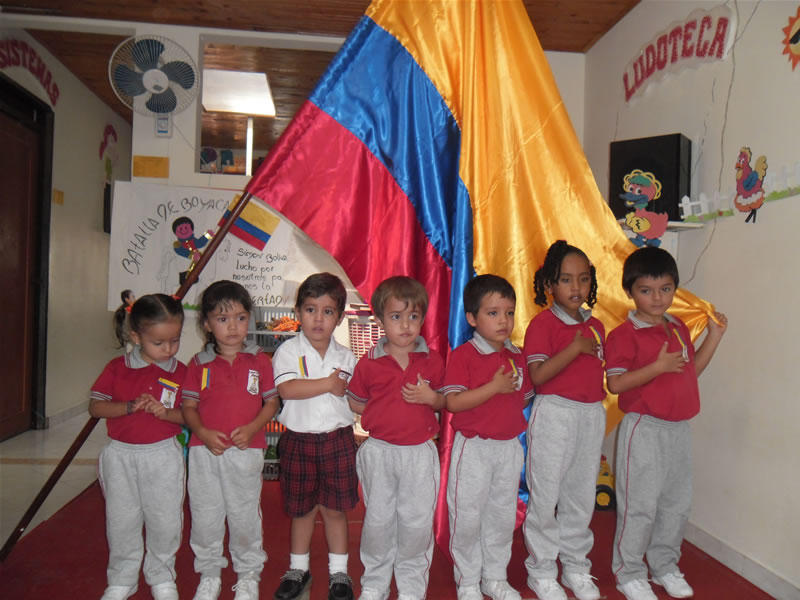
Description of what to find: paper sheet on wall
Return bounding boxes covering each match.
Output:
[108,181,292,310]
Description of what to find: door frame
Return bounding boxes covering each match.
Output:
[0,74,53,430]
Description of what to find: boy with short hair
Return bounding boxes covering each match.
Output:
[271,273,358,600]
[443,274,534,600]
[605,247,727,600]
[346,276,446,600]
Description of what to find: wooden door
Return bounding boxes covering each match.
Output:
[0,102,43,440]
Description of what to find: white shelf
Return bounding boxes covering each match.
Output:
[616,218,704,231]
[248,330,297,337]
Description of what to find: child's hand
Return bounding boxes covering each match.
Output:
[198,428,231,455]
[328,368,347,396]
[230,424,256,450]
[707,311,728,338]
[491,365,518,395]
[142,397,168,420]
[131,394,156,412]
[654,341,685,374]
[401,374,436,405]
[570,330,598,356]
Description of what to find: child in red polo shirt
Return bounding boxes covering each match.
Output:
[606,248,727,600]
[522,241,606,600]
[90,294,187,600]
[347,276,446,600]
[182,281,281,600]
[443,274,534,600]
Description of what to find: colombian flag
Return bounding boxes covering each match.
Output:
[219,194,281,251]
[246,0,714,552]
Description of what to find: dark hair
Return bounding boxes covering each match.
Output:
[172,216,194,234]
[533,240,598,308]
[295,272,347,315]
[622,246,679,292]
[121,289,134,305]
[463,274,516,316]
[199,280,253,348]
[114,293,184,348]
[371,276,429,320]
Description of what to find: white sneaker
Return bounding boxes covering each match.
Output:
[232,572,260,600]
[561,573,600,600]
[481,579,522,600]
[456,584,483,600]
[192,576,222,600]
[616,579,657,600]
[358,588,389,600]
[100,585,137,600]
[528,578,567,600]
[152,582,179,600]
[652,571,694,598]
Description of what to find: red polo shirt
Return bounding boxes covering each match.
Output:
[347,337,444,446]
[605,312,699,421]
[182,342,278,449]
[90,351,186,444]
[523,304,606,403]
[443,334,534,440]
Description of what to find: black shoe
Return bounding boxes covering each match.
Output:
[328,572,354,600]
[273,569,311,600]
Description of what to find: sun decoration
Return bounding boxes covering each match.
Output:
[782,5,800,70]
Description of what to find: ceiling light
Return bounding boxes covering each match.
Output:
[201,69,275,117]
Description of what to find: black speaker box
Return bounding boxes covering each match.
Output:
[609,133,691,222]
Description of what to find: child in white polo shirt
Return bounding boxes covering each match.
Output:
[271,273,358,600]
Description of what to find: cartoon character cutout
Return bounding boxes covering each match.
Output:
[733,147,768,223]
[172,217,212,285]
[619,169,668,247]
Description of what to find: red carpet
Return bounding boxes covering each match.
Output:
[0,480,773,599]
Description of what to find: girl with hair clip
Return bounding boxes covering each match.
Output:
[89,293,187,600]
[521,240,607,600]
[112,290,136,348]
[181,280,280,600]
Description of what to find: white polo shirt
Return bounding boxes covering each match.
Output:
[272,331,357,433]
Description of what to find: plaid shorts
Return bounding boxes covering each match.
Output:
[278,425,359,517]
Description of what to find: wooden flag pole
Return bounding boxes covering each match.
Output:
[0,191,256,561]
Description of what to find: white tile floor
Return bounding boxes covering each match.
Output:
[0,413,109,545]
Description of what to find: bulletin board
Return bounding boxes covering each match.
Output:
[107,181,293,310]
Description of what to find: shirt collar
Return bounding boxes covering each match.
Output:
[298,330,335,358]
[125,346,178,372]
[628,310,680,329]
[196,340,260,365]
[550,302,592,325]
[470,331,520,355]
[372,336,429,359]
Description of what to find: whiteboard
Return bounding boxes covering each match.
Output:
[108,181,292,310]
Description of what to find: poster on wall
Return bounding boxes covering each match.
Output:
[108,181,291,310]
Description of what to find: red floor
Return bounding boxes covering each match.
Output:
[0,480,774,599]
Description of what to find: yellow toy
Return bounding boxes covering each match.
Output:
[595,456,616,511]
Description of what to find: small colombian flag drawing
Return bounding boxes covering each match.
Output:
[219,194,281,251]
[298,356,309,378]
[201,368,211,390]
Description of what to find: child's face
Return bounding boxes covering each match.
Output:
[466,292,515,351]
[376,296,423,352]
[297,294,343,352]
[627,274,676,324]
[204,301,249,354]
[547,253,592,319]
[130,317,183,364]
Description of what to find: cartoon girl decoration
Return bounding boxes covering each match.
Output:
[619,169,668,247]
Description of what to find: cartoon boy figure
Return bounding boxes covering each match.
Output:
[172,217,211,285]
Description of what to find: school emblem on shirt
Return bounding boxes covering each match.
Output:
[158,378,180,408]
[672,327,690,362]
[247,369,260,395]
[507,359,523,391]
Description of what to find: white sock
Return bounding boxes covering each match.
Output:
[329,552,348,575]
[289,552,310,571]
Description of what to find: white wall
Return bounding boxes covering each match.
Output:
[1,28,132,422]
[585,1,800,596]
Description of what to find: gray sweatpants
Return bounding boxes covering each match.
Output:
[612,413,691,584]
[523,395,605,579]
[447,432,524,587]
[187,446,266,578]
[356,437,440,599]
[98,437,185,587]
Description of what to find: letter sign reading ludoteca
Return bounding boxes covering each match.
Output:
[623,6,736,102]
